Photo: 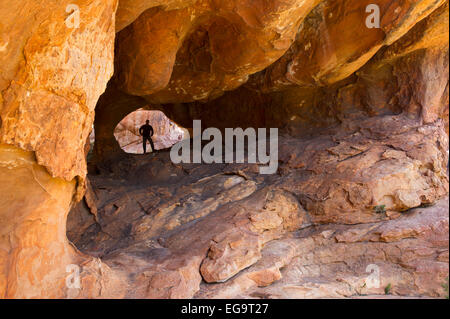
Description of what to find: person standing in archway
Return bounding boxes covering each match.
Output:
[139,120,155,154]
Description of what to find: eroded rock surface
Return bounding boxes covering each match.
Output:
[0,0,117,181]
[68,114,449,298]
[0,0,448,299]
[0,144,126,298]
[0,0,119,299]
[115,0,322,101]
[196,198,449,298]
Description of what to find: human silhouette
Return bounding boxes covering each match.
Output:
[139,120,155,154]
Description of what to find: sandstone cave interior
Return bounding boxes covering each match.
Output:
[0,0,449,299]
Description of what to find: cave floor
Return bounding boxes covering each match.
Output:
[67,114,449,298]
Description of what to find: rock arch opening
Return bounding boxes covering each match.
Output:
[114,109,188,154]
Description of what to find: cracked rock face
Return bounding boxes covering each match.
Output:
[0,0,119,299]
[196,198,449,298]
[0,0,449,299]
[0,0,117,182]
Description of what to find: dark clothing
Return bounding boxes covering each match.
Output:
[139,124,155,154]
[142,136,154,154]
[139,124,154,138]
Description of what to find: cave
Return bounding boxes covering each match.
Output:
[0,0,449,299]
